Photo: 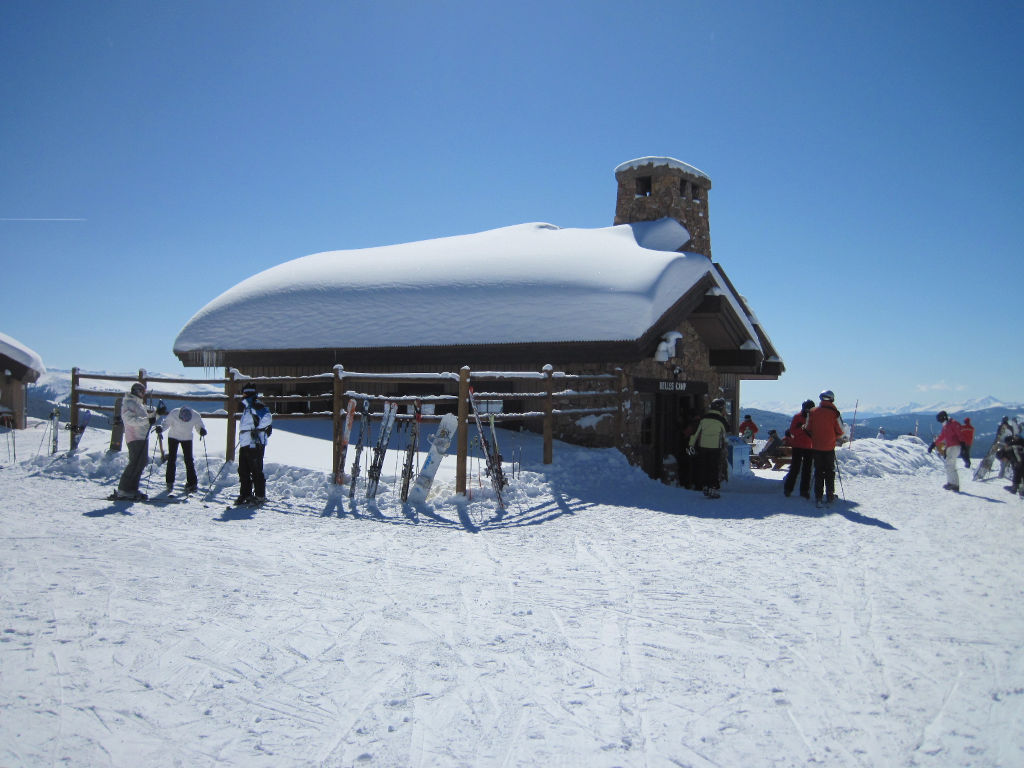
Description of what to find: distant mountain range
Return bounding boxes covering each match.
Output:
[743,395,1019,419]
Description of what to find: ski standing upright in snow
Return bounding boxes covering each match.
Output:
[68,410,93,452]
[400,400,422,502]
[334,398,358,485]
[407,412,459,504]
[366,401,398,500]
[348,399,370,499]
[468,387,508,510]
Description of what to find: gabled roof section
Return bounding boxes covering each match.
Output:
[0,331,45,383]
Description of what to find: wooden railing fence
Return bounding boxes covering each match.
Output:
[70,365,627,496]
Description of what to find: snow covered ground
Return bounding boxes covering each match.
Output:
[1,421,1022,767]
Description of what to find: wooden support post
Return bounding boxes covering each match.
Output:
[225,368,238,462]
[614,367,627,452]
[332,365,344,482]
[456,366,470,496]
[69,367,81,446]
[543,364,554,464]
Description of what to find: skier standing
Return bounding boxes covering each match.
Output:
[928,410,964,492]
[804,390,844,507]
[236,385,272,505]
[115,382,156,500]
[959,417,975,468]
[157,406,207,493]
[784,399,815,499]
[689,398,730,498]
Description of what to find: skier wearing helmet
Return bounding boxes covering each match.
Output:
[928,410,964,492]
[688,397,731,499]
[114,381,157,500]
[804,389,844,508]
[235,384,273,505]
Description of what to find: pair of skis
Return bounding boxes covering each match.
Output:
[468,387,508,511]
[344,400,398,500]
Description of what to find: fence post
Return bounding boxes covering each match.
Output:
[614,367,627,451]
[332,365,344,483]
[109,396,124,451]
[542,364,554,464]
[70,367,81,444]
[456,366,470,496]
[225,368,238,462]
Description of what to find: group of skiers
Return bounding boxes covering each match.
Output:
[114,382,272,505]
[781,391,846,507]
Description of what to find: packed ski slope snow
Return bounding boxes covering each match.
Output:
[1,421,1022,768]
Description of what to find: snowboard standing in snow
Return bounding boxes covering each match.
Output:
[67,410,93,452]
[468,387,508,510]
[348,399,371,499]
[334,399,358,485]
[400,401,422,502]
[407,412,458,504]
[366,401,398,500]
[973,420,1016,481]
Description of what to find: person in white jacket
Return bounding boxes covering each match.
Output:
[115,382,156,500]
[236,385,273,505]
[156,406,207,492]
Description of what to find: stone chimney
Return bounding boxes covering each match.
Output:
[614,157,712,258]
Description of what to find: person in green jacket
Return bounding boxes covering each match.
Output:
[689,398,731,498]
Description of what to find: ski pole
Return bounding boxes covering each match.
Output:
[201,434,212,485]
[834,454,846,501]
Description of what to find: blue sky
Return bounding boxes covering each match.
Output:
[2,0,1021,410]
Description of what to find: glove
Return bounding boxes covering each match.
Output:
[199,428,207,437]
[686,446,695,456]
[265,425,272,437]
[927,442,934,453]
[155,426,163,434]
[149,416,156,425]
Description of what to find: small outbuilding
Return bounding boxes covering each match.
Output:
[0,332,46,429]
[174,157,784,479]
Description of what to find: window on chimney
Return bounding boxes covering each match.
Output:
[680,180,690,199]
[692,184,703,202]
[635,176,652,198]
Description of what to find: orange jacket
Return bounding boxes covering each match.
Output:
[805,402,844,451]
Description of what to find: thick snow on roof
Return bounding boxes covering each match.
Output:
[613,156,711,182]
[0,331,45,377]
[174,218,738,354]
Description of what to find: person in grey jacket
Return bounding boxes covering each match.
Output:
[115,382,156,500]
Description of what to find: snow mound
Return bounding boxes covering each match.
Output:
[837,435,937,478]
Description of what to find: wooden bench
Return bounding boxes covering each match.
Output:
[751,446,792,471]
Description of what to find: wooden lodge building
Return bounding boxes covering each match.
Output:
[0,332,46,430]
[173,157,783,480]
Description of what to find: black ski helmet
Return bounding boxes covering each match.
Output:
[819,389,835,402]
[802,399,815,411]
[242,385,258,398]
[130,382,146,398]
[936,410,948,422]
[710,398,726,411]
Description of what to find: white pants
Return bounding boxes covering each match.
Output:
[944,444,961,488]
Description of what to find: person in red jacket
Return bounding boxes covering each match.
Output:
[928,410,964,492]
[784,399,815,499]
[959,417,975,468]
[738,414,759,443]
[804,390,845,507]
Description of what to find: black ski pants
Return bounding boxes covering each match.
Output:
[118,439,149,495]
[238,444,266,499]
[165,438,197,489]
[698,447,722,491]
[784,446,813,497]
[812,449,837,501]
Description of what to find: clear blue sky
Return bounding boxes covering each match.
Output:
[2,0,1021,410]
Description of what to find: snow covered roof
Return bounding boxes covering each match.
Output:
[175,218,767,360]
[613,156,711,183]
[0,331,45,382]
